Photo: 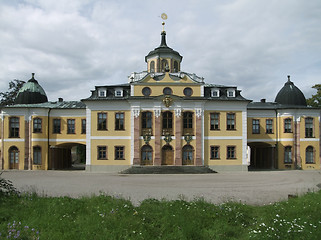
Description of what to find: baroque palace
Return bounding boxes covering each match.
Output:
[0,25,320,172]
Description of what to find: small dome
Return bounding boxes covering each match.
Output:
[275,76,307,106]
[145,31,182,62]
[14,73,48,104]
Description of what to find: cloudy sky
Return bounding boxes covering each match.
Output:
[1,0,320,102]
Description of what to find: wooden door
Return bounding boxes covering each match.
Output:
[9,147,19,169]
[162,145,174,165]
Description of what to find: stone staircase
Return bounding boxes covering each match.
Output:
[120,166,217,174]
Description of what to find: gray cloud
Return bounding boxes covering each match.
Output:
[0,0,320,102]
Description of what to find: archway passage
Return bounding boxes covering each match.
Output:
[49,143,86,170]
[9,146,19,169]
[248,142,276,170]
[162,145,174,165]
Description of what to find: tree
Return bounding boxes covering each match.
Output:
[0,79,25,107]
[306,84,321,108]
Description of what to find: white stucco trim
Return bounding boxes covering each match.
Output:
[242,111,247,166]
[91,136,131,140]
[3,139,25,142]
[300,138,320,142]
[86,108,91,165]
[204,136,243,140]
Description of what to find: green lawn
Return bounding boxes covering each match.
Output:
[1,178,321,239]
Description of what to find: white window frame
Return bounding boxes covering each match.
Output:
[211,88,220,97]
[115,88,123,97]
[227,88,235,98]
[98,88,107,98]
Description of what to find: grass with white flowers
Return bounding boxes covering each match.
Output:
[0,177,321,239]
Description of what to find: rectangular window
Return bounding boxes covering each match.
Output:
[210,113,220,130]
[67,119,75,134]
[9,117,19,138]
[81,119,86,134]
[33,118,42,133]
[210,146,220,159]
[284,118,292,133]
[227,113,235,130]
[284,146,292,163]
[266,119,273,134]
[53,119,61,134]
[227,146,236,159]
[115,146,125,160]
[97,113,107,130]
[97,146,107,160]
[142,111,153,135]
[183,112,193,135]
[33,146,41,165]
[115,113,124,130]
[252,119,260,134]
[305,118,313,138]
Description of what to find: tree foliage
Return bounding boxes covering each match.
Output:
[0,79,25,107]
[306,84,321,108]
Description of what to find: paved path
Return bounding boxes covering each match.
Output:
[2,170,321,206]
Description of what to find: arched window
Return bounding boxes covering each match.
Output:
[150,61,155,73]
[9,146,19,169]
[306,146,314,164]
[161,59,168,72]
[141,145,153,165]
[173,61,179,72]
[182,145,194,165]
[33,146,42,165]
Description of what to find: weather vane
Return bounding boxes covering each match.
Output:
[161,13,167,32]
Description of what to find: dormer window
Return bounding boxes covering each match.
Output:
[98,88,107,97]
[211,88,220,97]
[227,89,235,98]
[115,88,123,97]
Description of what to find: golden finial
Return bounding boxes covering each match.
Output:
[161,13,167,32]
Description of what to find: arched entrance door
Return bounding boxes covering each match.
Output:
[141,145,153,165]
[162,145,174,165]
[182,145,194,165]
[9,146,19,169]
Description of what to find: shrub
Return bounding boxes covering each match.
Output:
[0,172,19,197]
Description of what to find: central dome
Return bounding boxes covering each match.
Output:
[275,76,307,106]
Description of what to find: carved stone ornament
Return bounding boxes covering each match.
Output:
[162,95,173,108]
[195,108,203,118]
[184,133,193,144]
[154,108,161,118]
[174,108,181,117]
[164,133,173,144]
[132,108,140,118]
[143,133,151,145]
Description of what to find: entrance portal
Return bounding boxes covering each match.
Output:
[162,145,174,165]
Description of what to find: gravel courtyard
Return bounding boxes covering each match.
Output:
[2,170,321,206]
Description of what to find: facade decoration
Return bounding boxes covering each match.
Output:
[162,96,173,108]
[0,21,320,173]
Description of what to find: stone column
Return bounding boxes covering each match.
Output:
[154,109,161,165]
[175,108,182,165]
[133,109,141,165]
[294,118,301,168]
[195,108,203,166]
